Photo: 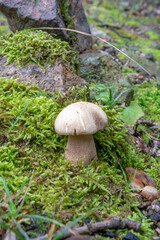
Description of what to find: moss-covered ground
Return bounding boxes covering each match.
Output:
[0,77,158,239]
[0,0,160,239]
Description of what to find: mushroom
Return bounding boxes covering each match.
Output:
[55,102,108,166]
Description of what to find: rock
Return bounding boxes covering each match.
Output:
[145,52,155,62]
[0,56,86,94]
[146,200,160,216]
[68,0,92,51]
[122,231,140,240]
[80,49,134,106]
[148,212,160,222]
[141,186,160,201]
[152,43,160,50]
[79,50,121,85]
[90,26,106,39]
[0,0,68,39]
[0,0,92,52]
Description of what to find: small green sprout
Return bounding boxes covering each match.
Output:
[89,83,132,109]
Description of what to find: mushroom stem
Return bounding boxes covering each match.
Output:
[65,135,97,166]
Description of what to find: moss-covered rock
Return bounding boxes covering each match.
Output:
[0,30,79,72]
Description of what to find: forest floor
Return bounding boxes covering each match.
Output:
[0,0,160,240]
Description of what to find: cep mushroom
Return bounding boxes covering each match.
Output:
[55,102,108,166]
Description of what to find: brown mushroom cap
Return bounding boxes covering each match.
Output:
[55,102,108,135]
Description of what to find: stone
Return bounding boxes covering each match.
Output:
[68,0,92,51]
[122,232,140,240]
[79,50,121,85]
[0,0,92,51]
[148,212,160,222]
[0,56,86,94]
[141,186,160,201]
[145,52,155,62]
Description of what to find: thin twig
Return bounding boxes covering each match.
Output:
[141,129,160,142]
[33,27,151,76]
[33,216,141,240]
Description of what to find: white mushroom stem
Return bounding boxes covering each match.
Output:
[65,135,97,166]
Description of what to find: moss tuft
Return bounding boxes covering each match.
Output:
[0,77,157,238]
[0,30,79,72]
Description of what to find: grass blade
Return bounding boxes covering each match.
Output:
[113,88,132,103]
[1,175,11,198]
[25,215,63,227]
[12,218,30,240]
[16,171,34,215]
[0,221,24,240]
[53,205,108,240]
[9,94,57,131]
[1,175,15,214]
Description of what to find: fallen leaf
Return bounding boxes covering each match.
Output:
[125,167,156,189]
[120,101,144,126]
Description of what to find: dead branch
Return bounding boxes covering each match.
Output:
[141,129,160,142]
[135,119,160,132]
[33,216,141,240]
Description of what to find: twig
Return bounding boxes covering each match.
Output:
[134,119,160,139]
[33,216,141,240]
[136,119,160,127]
[141,129,160,142]
[32,27,151,76]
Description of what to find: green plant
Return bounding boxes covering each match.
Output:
[0,174,65,239]
[120,100,144,126]
[0,77,157,240]
[0,30,79,72]
[119,164,140,191]
[0,174,33,239]
[89,83,132,109]
[0,173,111,239]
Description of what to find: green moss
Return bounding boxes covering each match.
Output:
[0,77,158,239]
[0,25,9,37]
[122,66,136,74]
[117,29,138,40]
[0,30,79,72]
[99,2,117,10]
[0,13,10,37]
[125,19,142,28]
[134,81,160,122]
[60,0,78,46]
[99,9,125,25]
[146,31,160,41]
[140,48,160,60]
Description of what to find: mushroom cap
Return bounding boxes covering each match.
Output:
[55,102,108,135]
